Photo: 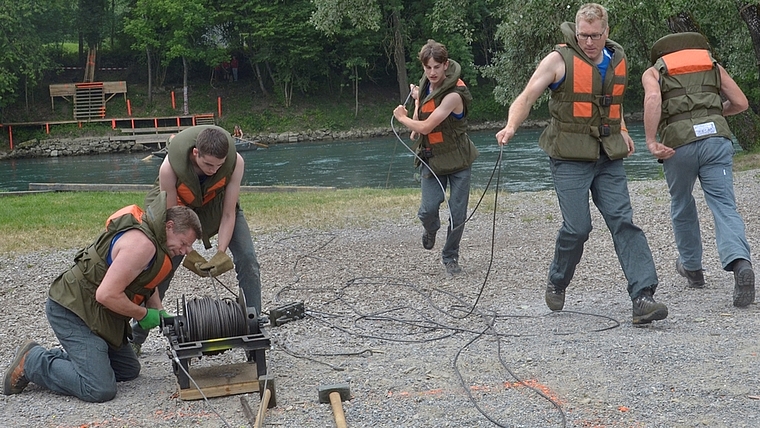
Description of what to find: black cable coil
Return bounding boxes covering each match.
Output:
[185,296,248,341]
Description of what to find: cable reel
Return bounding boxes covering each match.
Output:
[162,286,271,390]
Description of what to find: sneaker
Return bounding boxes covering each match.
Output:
[632,289,668,324]
[444,260,462,275]
[732,259,755,308]
[130,342,142,357]
[3,340,39,395]
[675,259,705,288]
[545,284,565,311]
[422,230,437,250]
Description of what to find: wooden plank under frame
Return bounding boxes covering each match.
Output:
[179,362,260,401]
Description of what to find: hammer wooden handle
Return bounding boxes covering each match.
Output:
[254,388,272,428]
[329,391,348,428]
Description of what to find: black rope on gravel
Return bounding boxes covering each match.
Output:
[274,274,620,426]
[451,322,568,428]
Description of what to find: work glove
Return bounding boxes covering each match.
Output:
[159,309,173,319]
[182,250,208,277]
[138,308,161,330]
[197,251,234,277]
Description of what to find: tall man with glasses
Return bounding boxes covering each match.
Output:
[495,3,668,324]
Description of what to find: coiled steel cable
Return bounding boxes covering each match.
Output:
[185,296,248,341]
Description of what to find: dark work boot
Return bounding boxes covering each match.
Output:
[444,260,462,275]
[545,283,565,311]
[422,230,436,250]
[632,289,668,325]
[732,259,755,308]
[676,259,705,288]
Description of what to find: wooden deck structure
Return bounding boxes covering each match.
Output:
[49,81,127,112]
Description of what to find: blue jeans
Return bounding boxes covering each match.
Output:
[549,154,658,299]
[418,165,472,264]
[24,299,140,402]
[663,136,751,270]
[131,207,261,344]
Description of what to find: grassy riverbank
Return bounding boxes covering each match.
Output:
[4,146,760,255]
[0,189,420,254]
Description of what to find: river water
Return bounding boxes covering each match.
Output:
[0,123,669,193]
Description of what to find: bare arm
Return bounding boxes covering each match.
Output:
[216,154,244,253]
[719,65,749,116]
[496,51,565,145]
[94,229,161,320]
[641,67,675,160]
[158,158,179,208]
[393,91,463,136]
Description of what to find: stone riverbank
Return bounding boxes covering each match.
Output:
[0,120,514,160]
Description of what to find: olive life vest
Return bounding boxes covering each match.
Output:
[651,32,732,149]
[538,22,628,161]
[413,59,479,175]
[48,192,173,348]
[145,125,237,248]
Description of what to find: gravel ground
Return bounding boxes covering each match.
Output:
[2,169,760,428]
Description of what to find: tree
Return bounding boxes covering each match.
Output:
[311,0,490,104]
[0,1,70,112]
[223,0,331,108]
[482,0,575,107]
[311,0,410,102]
[124,0,220,114]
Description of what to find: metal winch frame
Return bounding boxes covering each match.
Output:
[161,288,271,390]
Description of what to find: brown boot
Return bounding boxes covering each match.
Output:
[2,340,39,395]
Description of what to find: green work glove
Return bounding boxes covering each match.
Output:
[182,250,208,277]
[138,308,161,330]
[159,309,173,319]
[198,251,234,277]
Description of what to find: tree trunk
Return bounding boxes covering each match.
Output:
[253,61,268,95]
[736,2,760,106]
[354,65,359,118]
[146,47,153,105]
[182,56,189,115]
[391,10,408,103]
[732,2,760,151]
[266,61,276,87]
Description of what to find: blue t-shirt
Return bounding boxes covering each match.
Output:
[549,47,612,91]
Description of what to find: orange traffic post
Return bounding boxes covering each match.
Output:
[127,99,132,116]
[171,91,176,110]
[154,118,158,128]
[111,119,116,129]
[218,96,222,117]
[8,126,13,150]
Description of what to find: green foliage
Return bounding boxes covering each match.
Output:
[79,0,107,48]
[5,0,760,133]
[483,0,579,106]
[468,83,506,121]
[0,0,71,109]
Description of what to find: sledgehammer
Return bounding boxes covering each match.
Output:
[318,383,351,428]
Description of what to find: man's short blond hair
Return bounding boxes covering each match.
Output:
[576,3,608,29]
